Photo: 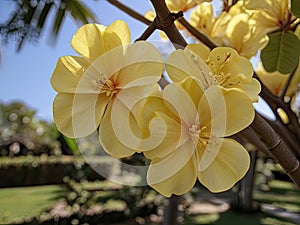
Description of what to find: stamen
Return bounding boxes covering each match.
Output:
[189,123,216,147]
[191,54,211,89]
[92,75,118,98]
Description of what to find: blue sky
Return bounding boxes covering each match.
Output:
[0,0,156,121]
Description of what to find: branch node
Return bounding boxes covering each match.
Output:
[154,11,183,30]
[268,138,281,152]
[286,160,300,174]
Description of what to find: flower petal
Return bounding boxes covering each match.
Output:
[99,102,136,158]
[186,44,210,61]
[117,41,163,88]
[198,138,223,172]
[166,49,194,83]
[111,95,167,152]
[198,138,250,192]
[163,83,198,126]
[53,93,109,138]
[51,56,90,93]
[239,78,261,102]
[198,86,254,137]
[71,24,107,61]
[144,111,185,159]
[104,20,131,47]
[209,47,253,79]
[147,141,197,197]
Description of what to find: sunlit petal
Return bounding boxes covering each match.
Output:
[147,142,197,197]
[99,102,136,158]
[53,93,108,138]
[163,83,198,126]
[71,24,106,60]
[198,86,254,137]
[166,49,194,83]
[117,41,163,88]
[51,56,90,93]
[104,20,131,47]
[198,138,250,192]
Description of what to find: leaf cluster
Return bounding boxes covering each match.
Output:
[0,0,97,51]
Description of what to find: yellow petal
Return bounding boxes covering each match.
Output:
[117,41,163,88]
[186,44,210,61]
[198,138,250,192]
[51,56,90,93]
[209,47,253,79]
[110,95,167,151]
[198,138,223,171]
[179,77,204,110]
[163,82,198,126]
[99,102,136,158]
[144,111,185,159]
[53,93,109,138]
[147,142,197,197]
[198,86,254,137]
[166,49,194,83]
[105,20,131,47]
[71,24,106,61]
[239,78,261,102]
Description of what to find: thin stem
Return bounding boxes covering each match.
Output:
[177,17,217,49]
[135,22,156,41]
[107,0,151,25]
[280,67,297,99]
[251,112,300,188]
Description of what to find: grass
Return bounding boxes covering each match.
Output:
[0,185,67,224]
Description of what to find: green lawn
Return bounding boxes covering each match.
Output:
[0,185,67,224]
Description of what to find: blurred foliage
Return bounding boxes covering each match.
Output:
[0,101,61,156]
[0,0,97,51]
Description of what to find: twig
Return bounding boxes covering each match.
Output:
[107,0,151,25]
[251,112,300,188]
[280,66,297,99]
[177,17,217,49]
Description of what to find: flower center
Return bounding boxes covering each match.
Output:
[207,52,232,85]
[93,75,118,98]
[188,123,212,147]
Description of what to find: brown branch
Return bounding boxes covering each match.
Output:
[251,112,300,188]
[107,0,151,25]
[237,127,275,159]
[135,22,156,41]
[177,17,217,49]
[254,72,300,139]
[280,67,297,99]
[150,0,187,49]
[266,118,300,157]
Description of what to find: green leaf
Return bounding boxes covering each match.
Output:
[63,135,79,155]
[261,31,300,74]
[291,0,300,18]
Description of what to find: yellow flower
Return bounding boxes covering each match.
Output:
[166,0,210,12]
[166,43,261,101]
[223,13,268,58]
[244,0,292,33]
[189,2,228,46]
[256,61,300,98]
[256,62,289,96]
[140,77,253,196]
[51,20,164,158]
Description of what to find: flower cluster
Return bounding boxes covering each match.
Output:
[189,0,299,59]
[51,20,259,197]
